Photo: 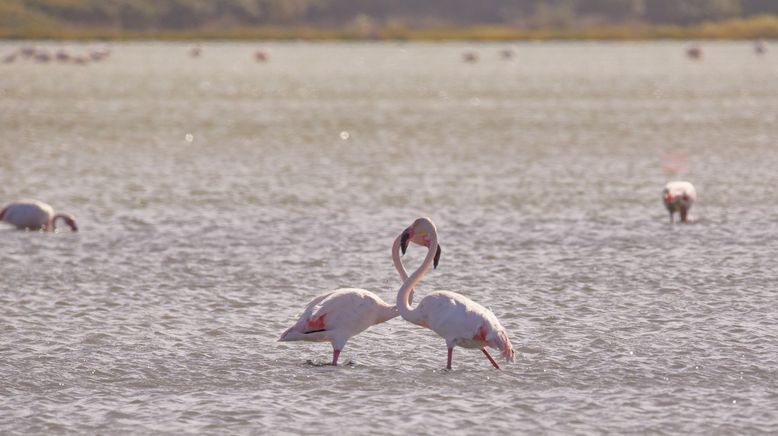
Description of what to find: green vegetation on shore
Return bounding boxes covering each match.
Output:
[2,0,778,41]
[3,15,778,41]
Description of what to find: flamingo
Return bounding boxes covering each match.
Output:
[278,240,412,366]
[33,50,51,63]
[662,181,697,223]
[754,39,767,55]
[462,51,478,63]
[395,217,514,370]
[0,199,78,231]
[686,44,702,60]
[89,46,111,62]
[55,49,71,62]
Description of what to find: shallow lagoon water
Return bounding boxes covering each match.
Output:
[1,41,778,434]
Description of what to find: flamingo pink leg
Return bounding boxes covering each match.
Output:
[482,348,500,369]
[332,349,341,366]
[447,347,453,370]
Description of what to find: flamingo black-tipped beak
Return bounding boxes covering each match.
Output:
[434,244,441,269]
[400,230,410,255]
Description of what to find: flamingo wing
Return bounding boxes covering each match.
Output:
[279,288,385,345]
[418,291,515,362]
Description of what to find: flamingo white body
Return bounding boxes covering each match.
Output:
[0,199,78,231]
[394,217,514,370]
[279,288,399,365]
[662,181,697,223]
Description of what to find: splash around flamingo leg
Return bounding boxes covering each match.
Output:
[482,348,500,370]
[447,347,453,370]
[332,349,341,366]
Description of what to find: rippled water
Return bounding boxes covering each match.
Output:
[2,41,778,434]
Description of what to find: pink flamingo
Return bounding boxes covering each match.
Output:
[754,39,767,55]
[0,199,78,231]
[462,51,478,63]
[686,44,702,60]
[278,244,412,366]
[662,181,697,223]
[395,217,514,370]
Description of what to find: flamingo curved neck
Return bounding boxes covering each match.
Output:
[376,302,400,324]
[396,232,438,325]
[392,235,410,283]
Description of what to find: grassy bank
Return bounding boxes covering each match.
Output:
[2,15,778,41]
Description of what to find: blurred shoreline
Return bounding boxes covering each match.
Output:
[3,15,778,41]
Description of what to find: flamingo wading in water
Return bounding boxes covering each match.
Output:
[662,181,696,223]
[0,199,78,231]
[395,217,514,370]
[278,238,413,366]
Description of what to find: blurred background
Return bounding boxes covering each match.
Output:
[2,0,778,39]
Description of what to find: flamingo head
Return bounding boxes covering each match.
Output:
[662,190,673,204]
[400,217,441,269]
[53,214,78,232]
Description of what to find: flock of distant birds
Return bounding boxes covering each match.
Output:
[1,181,696,369]
[0,44,268,65]
[684,39,767,60]
[3,39,768,66]
[461,40,768,63]
[2,44,111,65]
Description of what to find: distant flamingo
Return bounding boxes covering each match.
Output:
[33,50,51,63]
[20,45,36,58]
[395,217,514,370]
[462,51,478,63]
[754,39,767,55]
[278,243,411,366]
[686,44,702,60]
[662,181,697,223]
[55,49,71,62]
[0,200,78,231]
[89,46,111,61]
[71,55,90,65]
[499,48,515,59]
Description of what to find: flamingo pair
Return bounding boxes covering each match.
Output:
[279,217,515,370]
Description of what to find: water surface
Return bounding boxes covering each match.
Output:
[1,41,778,434]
